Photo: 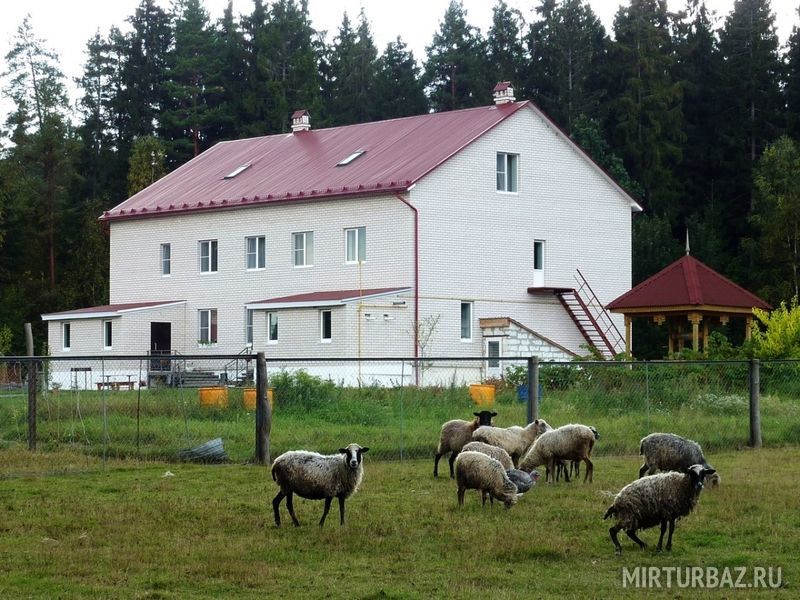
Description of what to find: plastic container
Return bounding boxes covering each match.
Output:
[243,387,274,411]
[199,386,229,408]
[469,384,495,406]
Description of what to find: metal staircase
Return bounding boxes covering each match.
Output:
[555,270,625,359]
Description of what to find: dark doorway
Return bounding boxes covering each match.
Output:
[150,322,172,374]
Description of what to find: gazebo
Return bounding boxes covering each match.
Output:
[607,254,771,356]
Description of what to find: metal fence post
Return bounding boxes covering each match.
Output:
[749,358,762,448]
[25,323,36,451]
[527,356,539,423]
[255,352,271,465]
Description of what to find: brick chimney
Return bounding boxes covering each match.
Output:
[291,109,310,133]
[493,82,515,105]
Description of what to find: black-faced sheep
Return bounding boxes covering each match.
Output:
[471,418,551,467]
[461,441,514,470]
[603,464,716,554]
[271,443,368,527]
[455,451,519,509]
[639,432,714,478]
[434,410,496,478]
[519,424,597,483]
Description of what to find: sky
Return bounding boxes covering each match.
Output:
[1,0,799,120]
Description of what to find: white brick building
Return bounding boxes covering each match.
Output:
[42,84,641,386]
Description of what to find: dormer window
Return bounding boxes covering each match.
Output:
[224,164,251,179]
[337,150,365,166]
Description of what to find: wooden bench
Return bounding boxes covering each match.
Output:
[96,380,135,391]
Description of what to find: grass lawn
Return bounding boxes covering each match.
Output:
[0,446,797,598]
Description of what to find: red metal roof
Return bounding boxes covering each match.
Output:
[102,102,529,221]
[246,287,410,307]
[607,255,770,311]
[41,300,186,320]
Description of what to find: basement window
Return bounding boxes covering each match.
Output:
[223,164,251,179]
[337,150,365,166]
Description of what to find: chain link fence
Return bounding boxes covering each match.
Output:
[1,355,798,473]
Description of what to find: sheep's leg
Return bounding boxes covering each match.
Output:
[286,492,301,527]
[562,461,571,483]
[337,494,346,526]
[511,454,519,469]
[434,453,442,478]
[319,496,333,527]
[573,460,580,478]
[656,520,667,552]
[272,491,285,527]
[448,453,457,479]
[625,529,647,550]
[638,463,649,478]
[609,525,623,555]
[665,518,676,551]
[583,457,594,483]
[457,486,466,506]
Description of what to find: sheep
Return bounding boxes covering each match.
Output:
[271,443,369,527]
[638,433,713,478]
[461,441,514,470]
[519,423,597,483]
[603,464,716,554]
[557,426,599,482]
[506,468,540,493]
[434,410,496,478]
[455,450,519,509]
[471,418,551,467]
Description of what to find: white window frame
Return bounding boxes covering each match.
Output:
[199,239,218,273]
[62,322,71,352]
[293,231,314,267]
[245,235,266,270]
[345,227,366,264]
[320,309,332,343]
[533,240,545,287]
[102,320,113,349]
[460,302,473,342]
[245,309,254,346]
[496,152,519,193]
[160,243,171,276]
[198,309,218,345]
[267,312,279,344]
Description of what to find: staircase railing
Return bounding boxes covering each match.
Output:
[573,269,625,356]
[223,347,255,386]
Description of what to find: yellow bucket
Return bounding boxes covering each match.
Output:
[469,384,495,407]
[243,388,274,411]
[199,386,229,408]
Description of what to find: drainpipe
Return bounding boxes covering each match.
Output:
[394,192,419,372]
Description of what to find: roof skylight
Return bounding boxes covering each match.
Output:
[337,150,365,166]
[223,164,251,179]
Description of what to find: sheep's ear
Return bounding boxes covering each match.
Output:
[338,448,348,454]
[360,447,369,454]
[473,412,481,417]
[491,412,497,417]
[703,468,716,476]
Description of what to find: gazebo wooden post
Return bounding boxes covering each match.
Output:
[702,320,709,352]
[745,314,753,341]
[624,315,632,356]
[688,313,702,352]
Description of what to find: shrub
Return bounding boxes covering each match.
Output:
[269,369,337,409]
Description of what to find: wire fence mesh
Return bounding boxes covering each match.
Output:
[1,355,798,474]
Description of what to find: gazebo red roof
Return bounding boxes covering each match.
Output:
[607,255,771,311]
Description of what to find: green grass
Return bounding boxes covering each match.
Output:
[0,446,797,598]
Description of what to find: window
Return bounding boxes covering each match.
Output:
[200,240,218,273]
[160,243,171,276]
[460,302,472,341]
[293,231,314,267]
[245,309,253,346]
[267,312,278,343]
[62,323,71,351]
[320,310,332,342]
[496,152,518,192]
[345,227,366,264]
[534,240,544,271]
[337,150,365,166]
[198,309,218,344]
[246,236,266,270]
[103,320,113,349]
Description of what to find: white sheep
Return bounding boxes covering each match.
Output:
[271,443,369,527]
[603,464,716,554]
[519,423,597,483]
[471,418,551,467]
[461,441,514,470]
[455,450,519,509]
[434,410,496,478]
[638,432,714,477]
